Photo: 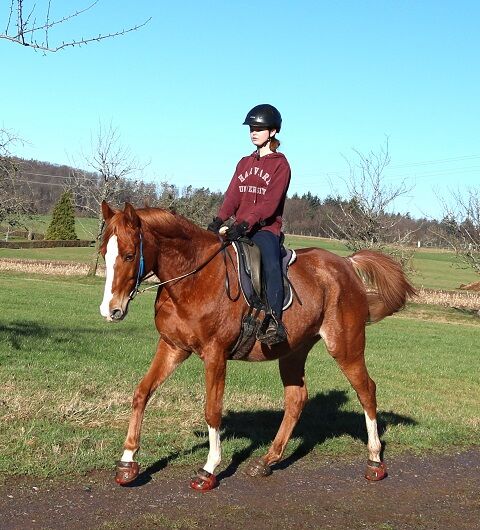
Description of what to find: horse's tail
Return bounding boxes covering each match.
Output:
[347,249,417,324]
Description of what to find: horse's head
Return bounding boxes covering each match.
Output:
[99,201,143,322]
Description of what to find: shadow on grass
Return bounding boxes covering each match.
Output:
[0,320,48,350]
[0,318,134,353]
[219,390,415,480]
[133,389,415,486]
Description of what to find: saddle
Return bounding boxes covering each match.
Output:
[231,239,297,312]
[229,238,297,359]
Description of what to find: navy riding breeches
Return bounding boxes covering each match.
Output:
[251,230,283,317]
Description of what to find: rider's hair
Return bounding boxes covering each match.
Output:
[270,135,280,152]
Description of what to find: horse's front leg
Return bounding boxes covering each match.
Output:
[115,338,191,485]
[190,352,227,492]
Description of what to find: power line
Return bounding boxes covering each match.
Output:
[289,165,480,187]
[17,179,69,187]
[12,155,480,196]
[389,154,480,169]
[18,171,92,179]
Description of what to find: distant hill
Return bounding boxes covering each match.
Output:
[14,158,97,215]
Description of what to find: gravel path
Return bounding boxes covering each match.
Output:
[1,449,479,529]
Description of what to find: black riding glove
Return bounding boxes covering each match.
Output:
[207,216,223,234]
[225,221,249,241]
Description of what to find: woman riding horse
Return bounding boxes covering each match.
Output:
[208,104,290,346]
[100,200,415,491]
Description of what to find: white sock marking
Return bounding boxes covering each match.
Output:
[364,411,381,462]
[100,235,118,318]
[203,425,221,474]
[121,449,135,463]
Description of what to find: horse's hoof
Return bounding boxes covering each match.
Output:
[245,458,272,477]
[115,460,140,485]
[365,460,387,481]
[190,468,218,492]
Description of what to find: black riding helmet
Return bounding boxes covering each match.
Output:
[243,104,282,132]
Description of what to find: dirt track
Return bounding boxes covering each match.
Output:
[1,449,479,529]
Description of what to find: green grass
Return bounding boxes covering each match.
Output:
[3,217,478,290]
[285,234,350,254]
[0,272,478,479]
[284,234,478,290]
[3,215,99,240]
[0,246,95,263]
[410,248,478,290]
[1,231,478,290]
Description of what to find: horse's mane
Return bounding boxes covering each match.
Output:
[101,207,207,254]
[137,207,206,240]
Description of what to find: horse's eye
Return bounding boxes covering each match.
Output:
[125,254,135,262]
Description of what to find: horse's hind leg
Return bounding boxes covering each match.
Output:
[246,349,309,477]
[322,323,387,481]
[115,338,190,485]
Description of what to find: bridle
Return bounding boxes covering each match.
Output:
[129,233,145,299]
[128,233,233,300]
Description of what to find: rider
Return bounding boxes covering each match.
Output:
[207,104,291,345]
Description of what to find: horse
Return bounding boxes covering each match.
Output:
[99,201,415,491]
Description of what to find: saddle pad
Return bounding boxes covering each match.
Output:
[232,242,297,311]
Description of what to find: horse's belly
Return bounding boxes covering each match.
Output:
[240,342,298,362]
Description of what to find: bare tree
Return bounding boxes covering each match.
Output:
[328,139,417,266]
[0,128,35,237]
[1,1,150,53]
[436,188,480,277]
[70,123,143,275]
[169,186,223,227]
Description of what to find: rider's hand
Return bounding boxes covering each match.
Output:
[225,221,249,241]
[207,217,223,234]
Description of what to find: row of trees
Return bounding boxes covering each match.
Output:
[1,127,479,277]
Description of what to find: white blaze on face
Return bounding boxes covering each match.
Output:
[203,425,221,474]
[100,235,119,318]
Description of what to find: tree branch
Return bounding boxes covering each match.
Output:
[1,1,151,52]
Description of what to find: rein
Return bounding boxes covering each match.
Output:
[129,235,232,300]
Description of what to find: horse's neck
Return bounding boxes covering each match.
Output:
[145,217,213,281]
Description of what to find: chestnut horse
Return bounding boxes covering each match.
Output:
[99,201,415,491]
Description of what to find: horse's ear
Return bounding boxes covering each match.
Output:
[124,202,141,228]
[101,201,115,221]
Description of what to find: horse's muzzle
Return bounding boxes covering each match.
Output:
[110,308,125,321]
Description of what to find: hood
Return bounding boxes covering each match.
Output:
[249,151,287,161]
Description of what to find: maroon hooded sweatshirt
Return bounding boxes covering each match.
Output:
[217,151,291,236]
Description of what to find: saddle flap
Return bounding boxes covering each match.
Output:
[234,240,262,301]
[232,240,297,312]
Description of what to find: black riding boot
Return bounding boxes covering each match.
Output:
[257,313,287,346]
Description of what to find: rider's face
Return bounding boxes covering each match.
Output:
[249,126,275,147]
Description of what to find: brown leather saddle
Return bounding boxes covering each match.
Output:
[231,239,296,312]
[229,238,297,359]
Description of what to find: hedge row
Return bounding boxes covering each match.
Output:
[0,230,44,240]
[0,240,95,249]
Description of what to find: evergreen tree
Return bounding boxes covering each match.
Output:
[45,191,77,240]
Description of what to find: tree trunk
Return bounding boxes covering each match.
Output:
[87,217,105,276]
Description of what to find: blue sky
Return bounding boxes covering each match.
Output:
[1,0,479,219]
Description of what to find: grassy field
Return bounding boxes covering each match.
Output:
[0,272,478,479]
[285,235,479,291]
[2,215,99,241]
[0,246,96,263]
[1,229,478,290]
